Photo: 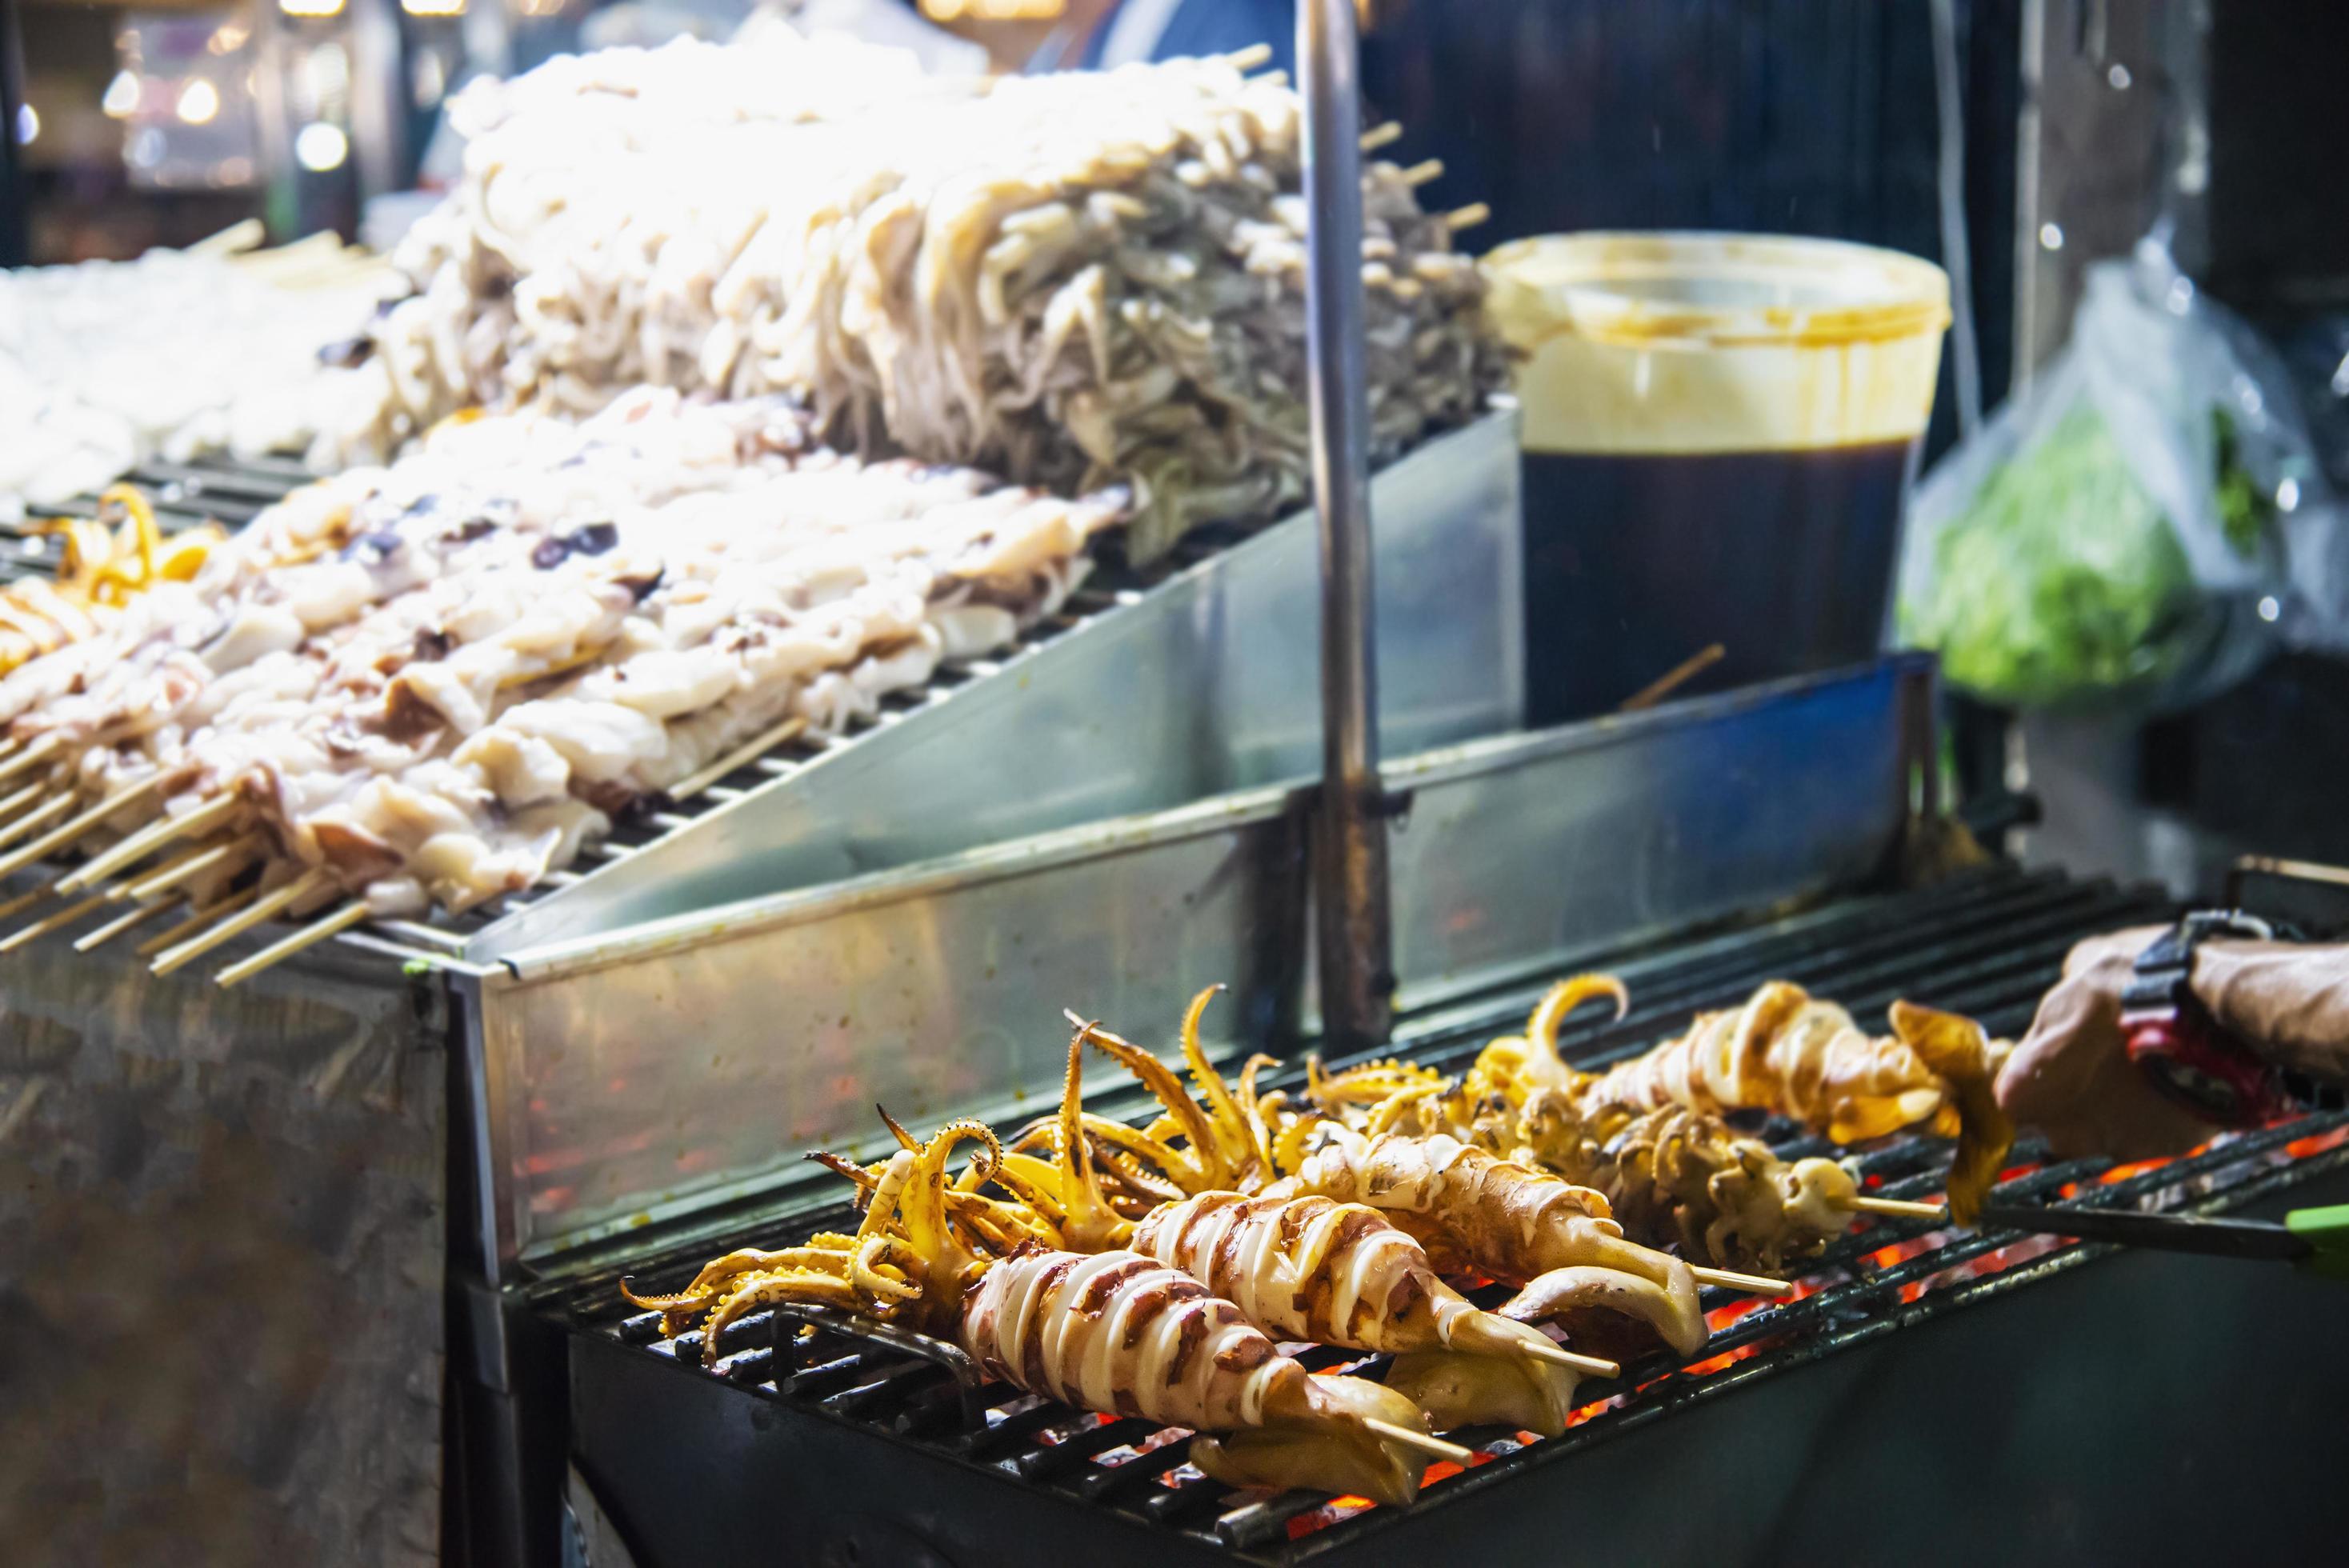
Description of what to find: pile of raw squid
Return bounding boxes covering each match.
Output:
[325,34,1499,561]
[629,977,2007,1506]
[0,390,1123,953]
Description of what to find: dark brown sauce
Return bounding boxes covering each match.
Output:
[1522,438,1919,726]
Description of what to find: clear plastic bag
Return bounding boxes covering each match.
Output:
[1899,237,2340,712]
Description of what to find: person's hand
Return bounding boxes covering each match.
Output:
[1995,926,2213,1162]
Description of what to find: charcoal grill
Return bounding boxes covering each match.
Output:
[554,866,2349,1568]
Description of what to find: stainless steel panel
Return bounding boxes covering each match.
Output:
[1380,657,1926,1012]
[477,790,1310,1266]
[481,658,1923,1270]
[466,410,1523,961]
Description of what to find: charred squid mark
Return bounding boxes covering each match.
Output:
[317,337,374,370]
[566,522,619,556]
[1211,1330,1273,1374]
[411,628,454,662]
[1163,1301,1210,1385]
[340,530,406,566]
[1070,1257,1154,1319]
[375,681,446,745]
[1118,1284,1176,1350]
[617,568,665,604]
[530,521,621,569]
[445,516,498,545]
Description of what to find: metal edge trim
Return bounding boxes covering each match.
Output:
[1384,653,1932,794]
[494,779,1307,984]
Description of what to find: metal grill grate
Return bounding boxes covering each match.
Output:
[562,866,2349,1565]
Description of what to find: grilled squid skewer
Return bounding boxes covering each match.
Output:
[626,1116,1440,1507]
[1133,1190,1599,1436]
[1508,976,2014,1226]
[998,1022,1606,1435]
[1061,990,1710,1362]
[1268,1124,1709,1358]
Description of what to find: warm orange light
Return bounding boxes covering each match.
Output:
[921,0,1063,19]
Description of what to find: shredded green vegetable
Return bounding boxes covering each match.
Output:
[1901,406,2205,708]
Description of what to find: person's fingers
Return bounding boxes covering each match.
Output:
[2060,925,2165,981]
[1998,969,2208,1162]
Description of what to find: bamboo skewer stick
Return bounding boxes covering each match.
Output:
[137,887,258,959]
[1523,1341,1619,1378]
[0,794,73,853]
[0,781,46,826]
[150,870,329,978]
[0,736,22,765]
[1847,1195,1947,1221]
[62,793,238,892]
[1359,121,1404,154]
[1223,42,1275,71]
[0,734,61,783]
[1399,158,1445,187]
[214,902,369,988]
[1619,644,1727,714]
[0,886,50,927]
[1690,1265,1796,1297]
[0,776,168,882]
[0,894,109,954]
[1441,202,1491,234]
[1361,1419,1475,1466]
[665,715,810,803]
[122,834,256,902]
[74,897,184,953]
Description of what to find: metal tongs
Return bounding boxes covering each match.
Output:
[1974,1200,2349,1279]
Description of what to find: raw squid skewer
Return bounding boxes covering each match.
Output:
[626,1116,1447,1506]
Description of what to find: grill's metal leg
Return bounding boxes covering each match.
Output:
[1299,0,1395,1051]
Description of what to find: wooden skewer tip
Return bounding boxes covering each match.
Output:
[0,734,60,783]
[74,897,182,953]
[1359,121,1404,154]
[214,901,370,988]
[150,870,326,978]
[0,894,109,954]
[1223,42,1275,72]
[1359,1418,1475,1466]
[1401,158,1445,186]
[1848,1195,1949,1221]
[1690,1266,1796,1297]
[1525,1340,1619,1378]
[137,887,258,959]
[1443,202,1492,233]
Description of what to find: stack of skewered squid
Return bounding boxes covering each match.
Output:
[331,34,1499,561]
[0,390,1125,966]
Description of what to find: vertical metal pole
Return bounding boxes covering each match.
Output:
[0,0,27,267]
[1298,0,1393,1050]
